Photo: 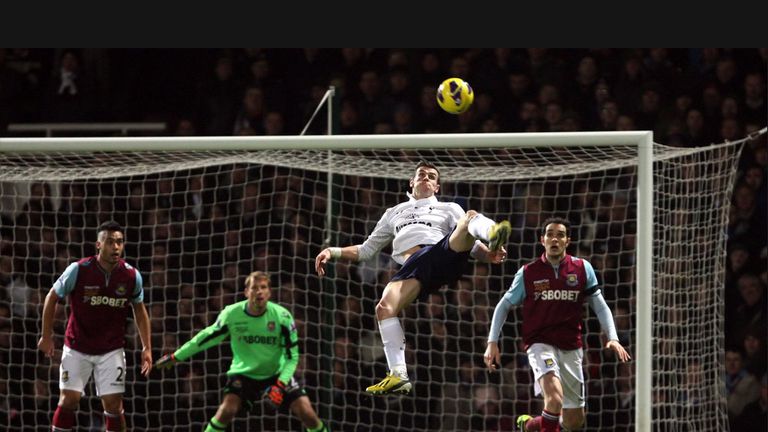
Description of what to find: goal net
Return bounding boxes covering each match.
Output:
[0,133,743,432]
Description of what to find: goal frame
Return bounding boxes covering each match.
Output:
[0,131,654,432]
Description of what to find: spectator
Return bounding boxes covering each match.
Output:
[728,273,767,344]
[734,374,768,431]
[233,85,266,135]
[43,50,96,122]
[742,72,767,126]
[742,326,768,377]
[725,347,761,419]
[194,55,242,135]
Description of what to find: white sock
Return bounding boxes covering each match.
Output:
[467,213,495,243]
[379,317,407,378]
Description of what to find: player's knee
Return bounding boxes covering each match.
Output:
[218,398,240,422]
[218,405,238,422]
[456,210,477,230]
[102,401,122,414]
[375,301,395,319]
[59,392,81,410]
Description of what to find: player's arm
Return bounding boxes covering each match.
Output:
[38,262,78,358]
[264,311,300,410]
[37,288,60,358]
[484,267,525,371]
[277,312,300,383]
[132,302,152,376]
[586,292,631,362]
[583,260,631,362]
[130,270,152,376]
[315,245,361,277]
[156,311,231,369]
[315,208,393,277]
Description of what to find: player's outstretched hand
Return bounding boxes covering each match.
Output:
[483,342,502,372]
[315,249,331,277]
[264,380,286,410]
[155,353,177,370]
[606,340,631,362]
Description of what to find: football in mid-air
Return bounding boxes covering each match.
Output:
[436,77,474,114]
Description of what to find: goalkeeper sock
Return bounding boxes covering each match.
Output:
[307,420,327,432]
[467,213,495,243]
[205,417,228,431]
[104,410,125,432]
[52,405,75,431]
[379,317,407,378]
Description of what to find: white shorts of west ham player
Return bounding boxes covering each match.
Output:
[60,346,126,396]
[526,343,585,409]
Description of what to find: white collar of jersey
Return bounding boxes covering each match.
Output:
[406,192,438,205]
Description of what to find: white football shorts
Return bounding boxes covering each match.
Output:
[60,345,126,396]
[526,342,585,408]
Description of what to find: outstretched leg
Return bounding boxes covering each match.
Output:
[450,210,510,252]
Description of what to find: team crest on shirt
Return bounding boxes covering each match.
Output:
[115,284,127,296]
[267,321,275,332]
[62,371,69,383]
[544,358,555,368]
[566,273,579,287]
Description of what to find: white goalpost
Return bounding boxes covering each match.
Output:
[0,130,744,432]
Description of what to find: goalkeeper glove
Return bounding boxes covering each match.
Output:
[263,380,286,410]
[155,353,177,370]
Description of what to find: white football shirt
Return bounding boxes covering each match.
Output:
[357,194,465,265]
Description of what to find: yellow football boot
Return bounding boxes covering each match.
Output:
[365,372,412,395]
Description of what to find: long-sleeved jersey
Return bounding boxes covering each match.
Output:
[488,253,618,350]
[357,194,465,265]
[174,300,299,382]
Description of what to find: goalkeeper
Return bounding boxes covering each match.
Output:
[155,271,328,432]
[315,160,511,396]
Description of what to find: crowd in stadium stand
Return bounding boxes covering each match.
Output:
[0,49,765,431]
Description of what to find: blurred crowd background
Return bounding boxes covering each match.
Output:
[0,48,765,431]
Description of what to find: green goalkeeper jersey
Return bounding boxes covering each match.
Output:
[173,300,299,383]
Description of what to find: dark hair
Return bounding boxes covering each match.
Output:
[725,346,745,358]
[415,160,440,181]
[97,221,124,235]
[540,217,571,237]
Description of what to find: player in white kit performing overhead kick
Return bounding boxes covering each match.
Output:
[315,160,511,396]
